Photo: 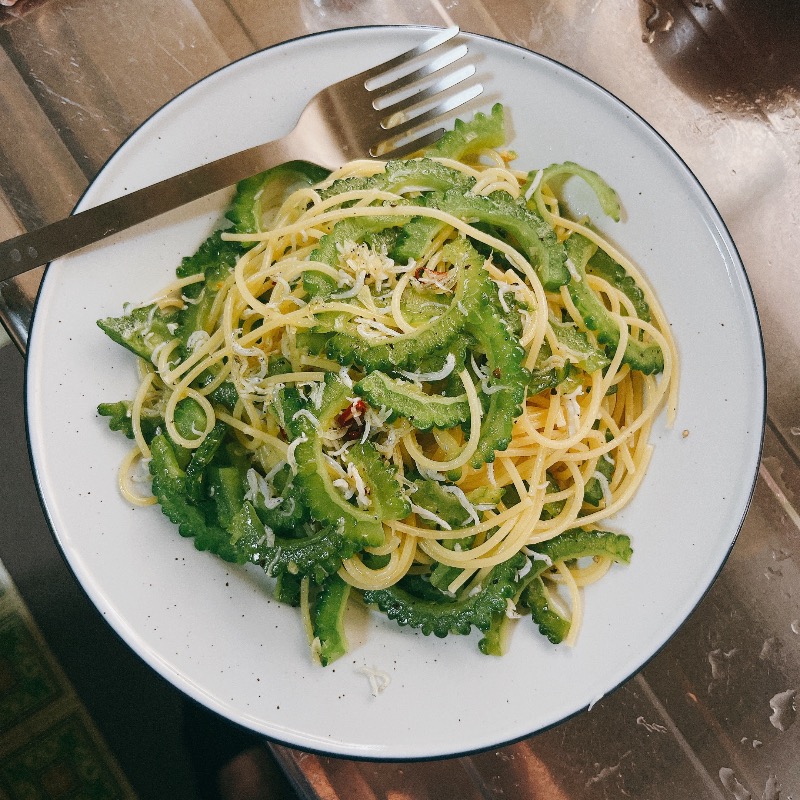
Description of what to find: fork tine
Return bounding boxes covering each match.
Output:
[360,26,461,86]
[379,80,483,139]
[370,81,484,158]
[370,43,469,103]
[373,128,450,161]
[378,62,477,119]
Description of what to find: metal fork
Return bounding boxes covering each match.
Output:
[0,27,481,282]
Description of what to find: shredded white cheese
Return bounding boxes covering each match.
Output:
[286,433,308,475]
[411,504,451,530]
[347,461,371,509]
[397,353,456,384]
[244,468,283,510]
[505,598,522,619]
[186,330,210,352]
[331,269,366,300]
[418,467,446,483]
[564,387,584,436]
[524,169,543,201]
[291,409,321,430]
[440,484,480,525]
[523,546,553,567]
[338,367,354,389]
[332,478,354,500]
[357,665,391,697]
[354,317,402,339]
[565,257,582,282]
[591,470,613,506]
[517,558,533,580]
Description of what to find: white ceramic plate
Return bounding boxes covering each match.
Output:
[26,27,764,759]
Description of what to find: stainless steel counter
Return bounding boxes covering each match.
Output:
[1,1,798,797]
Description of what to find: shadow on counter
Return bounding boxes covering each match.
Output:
[641,0,800,112]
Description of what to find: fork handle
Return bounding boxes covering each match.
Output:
[0,129,307,283]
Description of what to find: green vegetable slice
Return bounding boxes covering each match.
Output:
[97,400,163,442]
[515,527,633,644]
[521,576,571,644]
[431,190,569,291]
[363,553,525,638]
[258,526,358,584]
[251,465,306,535]
[96,304,178,362]
[318,156,476,203]
[312,574,351,666]
[184,422,227,504]
[345,442,411,521]
[422,102,505,161]
[583,431,615,508]
[304,216,409,299]
[149,434,246,563]
[455,239,529,467]
[354,372,470,431]
[586,247,651,322]
[528,161,621,223]
[565,233,664,374]
[322,237,484,372]
[550,317,610,374]
[391,215,449,264]
[226,161,331,238]
[286,375,391,549]
[175,231,245,344]
[530,527,633,566]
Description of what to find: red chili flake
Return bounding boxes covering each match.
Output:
[335,399,367,427]
[492,368,502,379]
[344,425,364,441]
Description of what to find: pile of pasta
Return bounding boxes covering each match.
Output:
[99,105,677,662]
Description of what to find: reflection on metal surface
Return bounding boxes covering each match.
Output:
[642,0,674,43]
[641,0,800,110]
[0,0,47,22]
[0,269,41,354]
[1,0,800,797]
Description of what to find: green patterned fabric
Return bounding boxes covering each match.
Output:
[0,562,136,799]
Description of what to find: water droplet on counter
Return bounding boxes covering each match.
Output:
[637,716,667,733]
[719,767,752,800]
[708,648,738,679]
[642,0,674,43]
[760,637,783,661]
[791,620,800,634]
[763,774,781,800]
[769,688,797,732]
[764,565,783,579]
[585,751,631,788]
[791,427,800,436]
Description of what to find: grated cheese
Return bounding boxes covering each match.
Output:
[411,504,451,530]
[357,665,391,697]
[286,433,308,475]
[440,484,480,525]
[397,353,456,384]
[186,330,211,352]
[565,257,582,282]
[523,169,543,201]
